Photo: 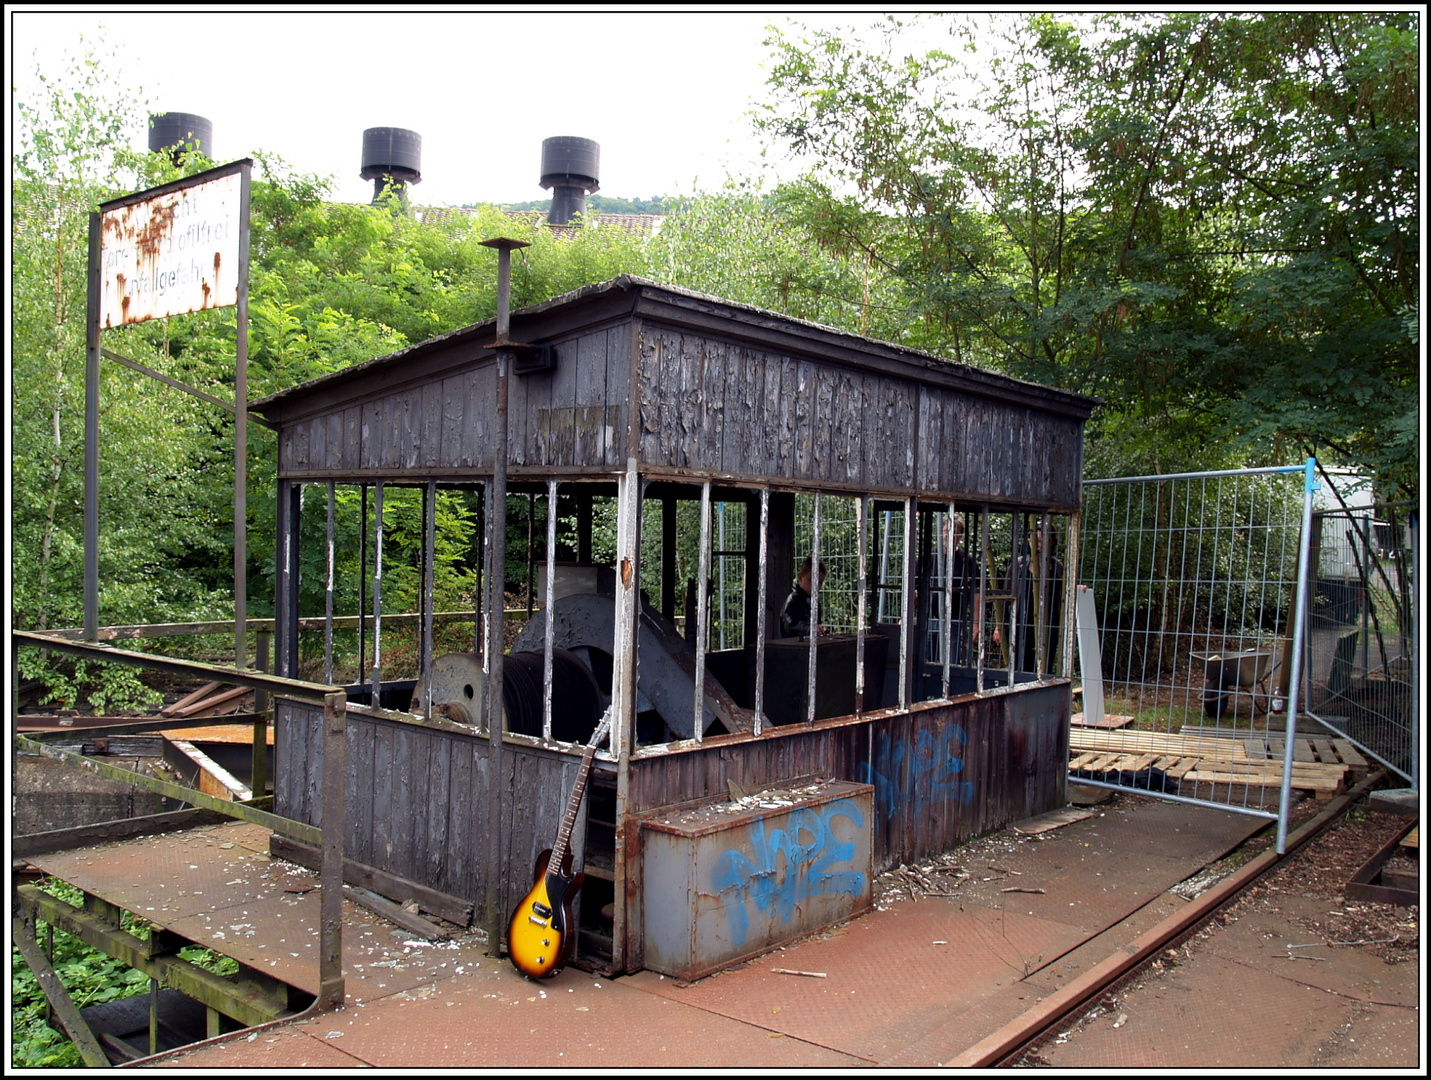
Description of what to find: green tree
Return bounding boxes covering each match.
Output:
[755,12,1419,495]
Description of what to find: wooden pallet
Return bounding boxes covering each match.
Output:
[1070,728,1352,799]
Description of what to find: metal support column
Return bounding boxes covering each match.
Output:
[83,213,101,640]
[480,237,527,956]
[1276,458,1319,854]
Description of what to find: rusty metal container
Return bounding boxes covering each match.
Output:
[639,778,874,982]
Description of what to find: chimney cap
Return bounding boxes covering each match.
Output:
[148,112,213,158]
[539,136,600,193]
[361,126,423,184]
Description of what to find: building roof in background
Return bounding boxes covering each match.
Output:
[413,206,663,234]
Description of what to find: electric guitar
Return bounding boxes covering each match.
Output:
[508,709,612,979]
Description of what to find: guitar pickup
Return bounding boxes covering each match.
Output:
[533,902,553,919]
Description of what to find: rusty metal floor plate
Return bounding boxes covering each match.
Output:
[624,902,1086,1063]
[22,819,493,1001]
[30,797,1287,1069]
[287,961,870,1070]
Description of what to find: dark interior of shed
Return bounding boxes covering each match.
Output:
[304,475,1071,750]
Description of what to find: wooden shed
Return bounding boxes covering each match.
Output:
[253,274,1097,977]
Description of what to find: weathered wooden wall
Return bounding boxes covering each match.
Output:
[635,329,1083,506]
[625,684,1068,871]
[265,281,1090,509]
[274,699,583,922]
[277,322,633,478]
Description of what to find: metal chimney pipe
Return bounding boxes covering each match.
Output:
[477,236,529,955]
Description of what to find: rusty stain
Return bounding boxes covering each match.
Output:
[621,558,633,589]
[132,198,178,264]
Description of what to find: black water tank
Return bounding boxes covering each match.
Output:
[361,127,422,189]
[148,112,213,161]
[540,136,600,191]
[541,136,600,224]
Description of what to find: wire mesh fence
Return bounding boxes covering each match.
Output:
[1304,500,1416,782]
[1076,466,1314,816]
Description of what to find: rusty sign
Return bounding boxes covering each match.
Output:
[99,168,243,327]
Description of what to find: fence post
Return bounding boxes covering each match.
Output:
[253,629,271,798]
[1275,458,1318,854]
[1411,510,1420,794]
[318,689,346,1007]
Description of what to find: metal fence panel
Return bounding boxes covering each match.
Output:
[1076,466,1317,819]
[1304,500,1416,782]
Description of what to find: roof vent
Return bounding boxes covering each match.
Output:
[540,136,600,226]
[361,127,422,205]
[148,112,213,165]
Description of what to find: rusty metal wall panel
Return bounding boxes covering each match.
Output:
[640,779,873,982]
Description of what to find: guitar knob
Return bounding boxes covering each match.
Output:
[542,938,551,947]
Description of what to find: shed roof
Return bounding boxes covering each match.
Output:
[252,274,1098,422]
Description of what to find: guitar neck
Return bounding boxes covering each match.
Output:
[549,719,609,871]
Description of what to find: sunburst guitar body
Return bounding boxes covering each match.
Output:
[508,849,583,979]
[507,710,611,980]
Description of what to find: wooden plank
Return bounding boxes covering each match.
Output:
[793,357,815,479]
[270,834,473,927]
[1070,713,1136,729]
[155,723,272,746]
[470,365,493,469]
[371,722,394,865]
[160,681,222,718]
[656,331,681,467]
[574,330,606,466]
[167,738,252,800]
[419,380,443,469]
[406,725,432,884]
[1011,808,1095,835]
[1331,739,1369,768]
[1401,826,1418,849]
[1268,738,1317,763]
[1163,758,1200,781]
[346,715,374,864]
[308,412,327,471]
[425,734,452,890]
[636,327,661,465]
[916,387,940,492]
[348,886,450,940]
[1309,738,1338,764]
[327,411,345,472]
[1182,768,1343,793]
[812,362,835,482]
[342,405,361,471]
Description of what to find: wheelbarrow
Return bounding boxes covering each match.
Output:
[1191,647,1282,719]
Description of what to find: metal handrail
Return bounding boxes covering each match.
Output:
[12,628,349,1008]
[14,630,340,702]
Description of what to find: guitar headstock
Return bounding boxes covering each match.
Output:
[587,707,613,751]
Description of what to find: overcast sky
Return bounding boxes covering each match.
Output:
[10,8,939,207]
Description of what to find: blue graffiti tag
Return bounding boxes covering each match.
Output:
[711,798,867,947]
[857,723,976,823]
